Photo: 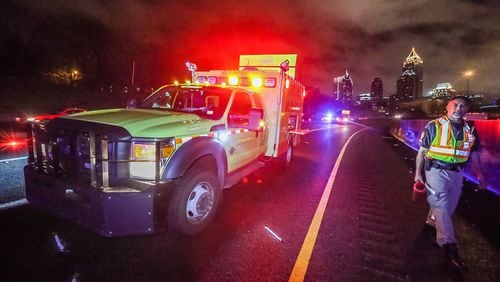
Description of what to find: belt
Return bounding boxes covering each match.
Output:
[431,162,462,172]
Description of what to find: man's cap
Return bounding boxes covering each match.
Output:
[448,95,470,105]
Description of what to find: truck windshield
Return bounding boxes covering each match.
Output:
[140,86,232,120]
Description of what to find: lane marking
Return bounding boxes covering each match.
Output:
[264,226,283,242]
[289,128,368,281]
[0,156,28,163]
[0,198,28,211]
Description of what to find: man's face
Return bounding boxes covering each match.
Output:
[446,98,469,120]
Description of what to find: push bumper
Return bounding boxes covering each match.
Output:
[24,165,170,237]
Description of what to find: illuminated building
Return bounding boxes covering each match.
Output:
[335,69,353,104]
[356,93,371,106]
[396,47,423,102]
[432,82,456,98]
[371,77,383,104]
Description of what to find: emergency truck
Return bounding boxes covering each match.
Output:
[24,60,306,236]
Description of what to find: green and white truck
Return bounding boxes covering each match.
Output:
[24,65,305,236]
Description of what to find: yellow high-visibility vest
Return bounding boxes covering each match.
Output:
[427,116,475,164]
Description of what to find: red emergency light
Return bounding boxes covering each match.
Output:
[0,136,27,152]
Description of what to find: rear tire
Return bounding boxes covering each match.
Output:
[285,143,293,163]
[168,168,222,235]
[278,142,293,167]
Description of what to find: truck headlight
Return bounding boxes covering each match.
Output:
[133,143,156,160]
[130,140,175,180]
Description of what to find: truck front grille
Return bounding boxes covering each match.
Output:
[27,123,131,188]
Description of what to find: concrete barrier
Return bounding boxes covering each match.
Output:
[390,119,500,195]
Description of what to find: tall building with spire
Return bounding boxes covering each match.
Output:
[396,47,423,102]
[337,69,353,104]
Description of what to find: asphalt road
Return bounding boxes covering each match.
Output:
[0,120,498,281]
[0,123,28,206]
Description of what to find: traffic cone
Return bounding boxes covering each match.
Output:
[412,181,427,202]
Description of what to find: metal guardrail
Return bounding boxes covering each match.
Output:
[390,119,500,195]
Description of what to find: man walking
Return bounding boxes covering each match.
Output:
[414,95,486,270]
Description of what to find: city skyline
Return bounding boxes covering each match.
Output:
[2,1,500,97]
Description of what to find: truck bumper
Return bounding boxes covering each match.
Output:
[24,165,170,237]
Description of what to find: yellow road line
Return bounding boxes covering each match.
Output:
[289,128,367,281]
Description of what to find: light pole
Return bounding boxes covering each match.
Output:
[464,70,474,96]
[185,61,197,83]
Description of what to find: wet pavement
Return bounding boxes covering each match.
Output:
[0,120,498,281]
[310,121,500,281]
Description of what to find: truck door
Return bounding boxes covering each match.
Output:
[252,95,268,156]
[226,92,259,170]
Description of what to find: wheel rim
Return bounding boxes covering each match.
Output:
[185,181,214,223]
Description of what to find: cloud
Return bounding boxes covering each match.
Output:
[18,0,500,95]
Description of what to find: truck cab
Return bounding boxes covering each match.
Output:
[138,84,267,172]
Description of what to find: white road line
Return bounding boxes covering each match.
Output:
[289,128,368,282]
[0,156,28,163]
[0,198,28,211]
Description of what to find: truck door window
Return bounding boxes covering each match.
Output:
[229,92,252,127]
[152,91,172,109]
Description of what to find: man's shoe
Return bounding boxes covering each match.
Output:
[443,243,467,270]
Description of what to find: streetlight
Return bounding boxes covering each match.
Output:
[463,70,474,96]
[70,70,79,87]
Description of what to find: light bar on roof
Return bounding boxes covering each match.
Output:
[240,77,249,86]
[208,76,217,84]
[217,76,226,84]
[228,75,238,86]
[264,78,276,88]
[251,77,263,87]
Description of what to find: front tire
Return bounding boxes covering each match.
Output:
[168,168,222,235]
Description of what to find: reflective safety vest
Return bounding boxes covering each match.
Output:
[427,116,475,164]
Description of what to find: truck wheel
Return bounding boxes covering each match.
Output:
[279,142,293,166]
[168,168,222,235]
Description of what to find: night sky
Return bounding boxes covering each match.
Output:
[2,0,500,96]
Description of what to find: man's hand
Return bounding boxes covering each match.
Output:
[414,173,425,184]
[415,147,428,184]
[470,151,487,190]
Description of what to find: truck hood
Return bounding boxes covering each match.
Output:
[61,108,215,138]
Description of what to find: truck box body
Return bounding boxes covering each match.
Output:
[195,69,305,158]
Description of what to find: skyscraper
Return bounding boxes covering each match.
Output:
[371,77,383,104]
[338,69,353,104]
[396,47,423,102]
